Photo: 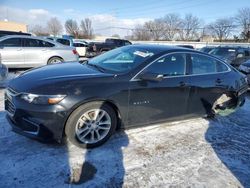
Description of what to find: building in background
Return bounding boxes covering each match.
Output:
[0,20,27,32]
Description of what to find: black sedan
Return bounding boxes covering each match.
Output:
[5,45,248,148]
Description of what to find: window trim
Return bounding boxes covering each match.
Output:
[130,51,231,82]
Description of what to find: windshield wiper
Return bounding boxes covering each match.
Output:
[87,63,107,73]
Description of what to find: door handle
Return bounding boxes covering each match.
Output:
[215,78,222,84]
[17,48,22,51]
[179,81,186,87]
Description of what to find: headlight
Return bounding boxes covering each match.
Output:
[20,93,66,105]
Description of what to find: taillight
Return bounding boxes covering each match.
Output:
[72,49,78,55]
[93,44,97,51]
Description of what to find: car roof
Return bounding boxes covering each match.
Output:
[0,35,61,46]
[131,44,195,53]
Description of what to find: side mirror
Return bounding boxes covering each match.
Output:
[237,53,244,58]
[138,72,164,82]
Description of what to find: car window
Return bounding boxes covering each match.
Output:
[56,39,70,46]
[190,53,228,74]
[144,53,186,76]
[23,38,54,47]
[0,38,22,47]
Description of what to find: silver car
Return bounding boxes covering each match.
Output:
[0,35,79,68]
[0,54,8,87]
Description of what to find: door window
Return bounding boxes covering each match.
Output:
[144,53,186,76]
[190,53,228,74]
[0,38,22,47]
[24,38,54,47]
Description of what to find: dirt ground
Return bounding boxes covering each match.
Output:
[0,88,250,188]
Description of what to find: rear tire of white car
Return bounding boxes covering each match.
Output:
[47,57,63,64]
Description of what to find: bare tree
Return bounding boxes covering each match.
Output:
[65,19,80,38]
[131,24,151,40]
[80,18,94,39]
[208,18,234,42]
[160,13,182,40]
[235,8,250,41]
[178,14,201,41]
[144,19,165,40]
[29,24,49,36]
[47,17,63,37]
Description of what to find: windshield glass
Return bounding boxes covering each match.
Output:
[87,46,155,73]
[209,48,236,57]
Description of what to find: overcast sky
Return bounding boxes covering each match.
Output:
[0,0,249,37]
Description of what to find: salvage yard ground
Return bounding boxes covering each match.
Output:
[0,89,250,187]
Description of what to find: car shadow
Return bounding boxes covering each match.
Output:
[205,94,250,187]
[66,130,129,187]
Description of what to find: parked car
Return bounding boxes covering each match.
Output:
[86,38,132,57]
[0,35,79,68]
[239,59,250,88]
[0,30,31,38]
[5,45,248,148]
[73,41,88,57]
[176,45,194,49]
[209,46,250,67]
[200,46,216,53]
[0,54,8,87]
[46,37,74,47]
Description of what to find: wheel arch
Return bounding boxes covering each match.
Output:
[61,99,122,140]
[47,56,64,64]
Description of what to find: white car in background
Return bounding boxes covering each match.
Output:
[73,41,88,57]
[0,35,79,68]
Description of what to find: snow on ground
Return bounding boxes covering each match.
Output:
[0,88,250,188]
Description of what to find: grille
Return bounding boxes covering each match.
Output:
[5,87,18,116]
[5,98,16,116]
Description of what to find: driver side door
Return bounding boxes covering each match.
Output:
[128,52,191,126]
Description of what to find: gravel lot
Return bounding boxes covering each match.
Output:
[0,77,250,187]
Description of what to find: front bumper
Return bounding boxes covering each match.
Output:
[4,91,69,142]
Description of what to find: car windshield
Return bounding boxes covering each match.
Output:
[87,46,155,73]
[209,48,236,57]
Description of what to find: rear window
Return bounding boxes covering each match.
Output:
[56,39,70,46]
[190,53,228,74]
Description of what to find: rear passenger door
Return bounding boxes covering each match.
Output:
[186,53,230,116]
[0,37,24,67]
[23,38,54,67]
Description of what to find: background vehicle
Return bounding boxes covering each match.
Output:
[5,45,248,148]
[209,46,250,67]
[86,38,132,57]
[200,46,216,53]
[46,37,74,46]
[73,41,88,57]
[0,35,79,68]
[0,30,31,38]
[239,59,250,88]
[176,45,194,49]
[0,53,8,87]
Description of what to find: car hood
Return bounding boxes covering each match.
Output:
[8,62,113,93]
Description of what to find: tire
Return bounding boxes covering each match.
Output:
[65,102,117,148]
[47,57,63,64]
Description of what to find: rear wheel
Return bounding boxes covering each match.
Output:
[65,102,117,148]
[47,57,63,64]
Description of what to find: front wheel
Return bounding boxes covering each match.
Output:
[65,102,117,148]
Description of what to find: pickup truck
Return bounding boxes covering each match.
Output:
[86,38,132,57]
